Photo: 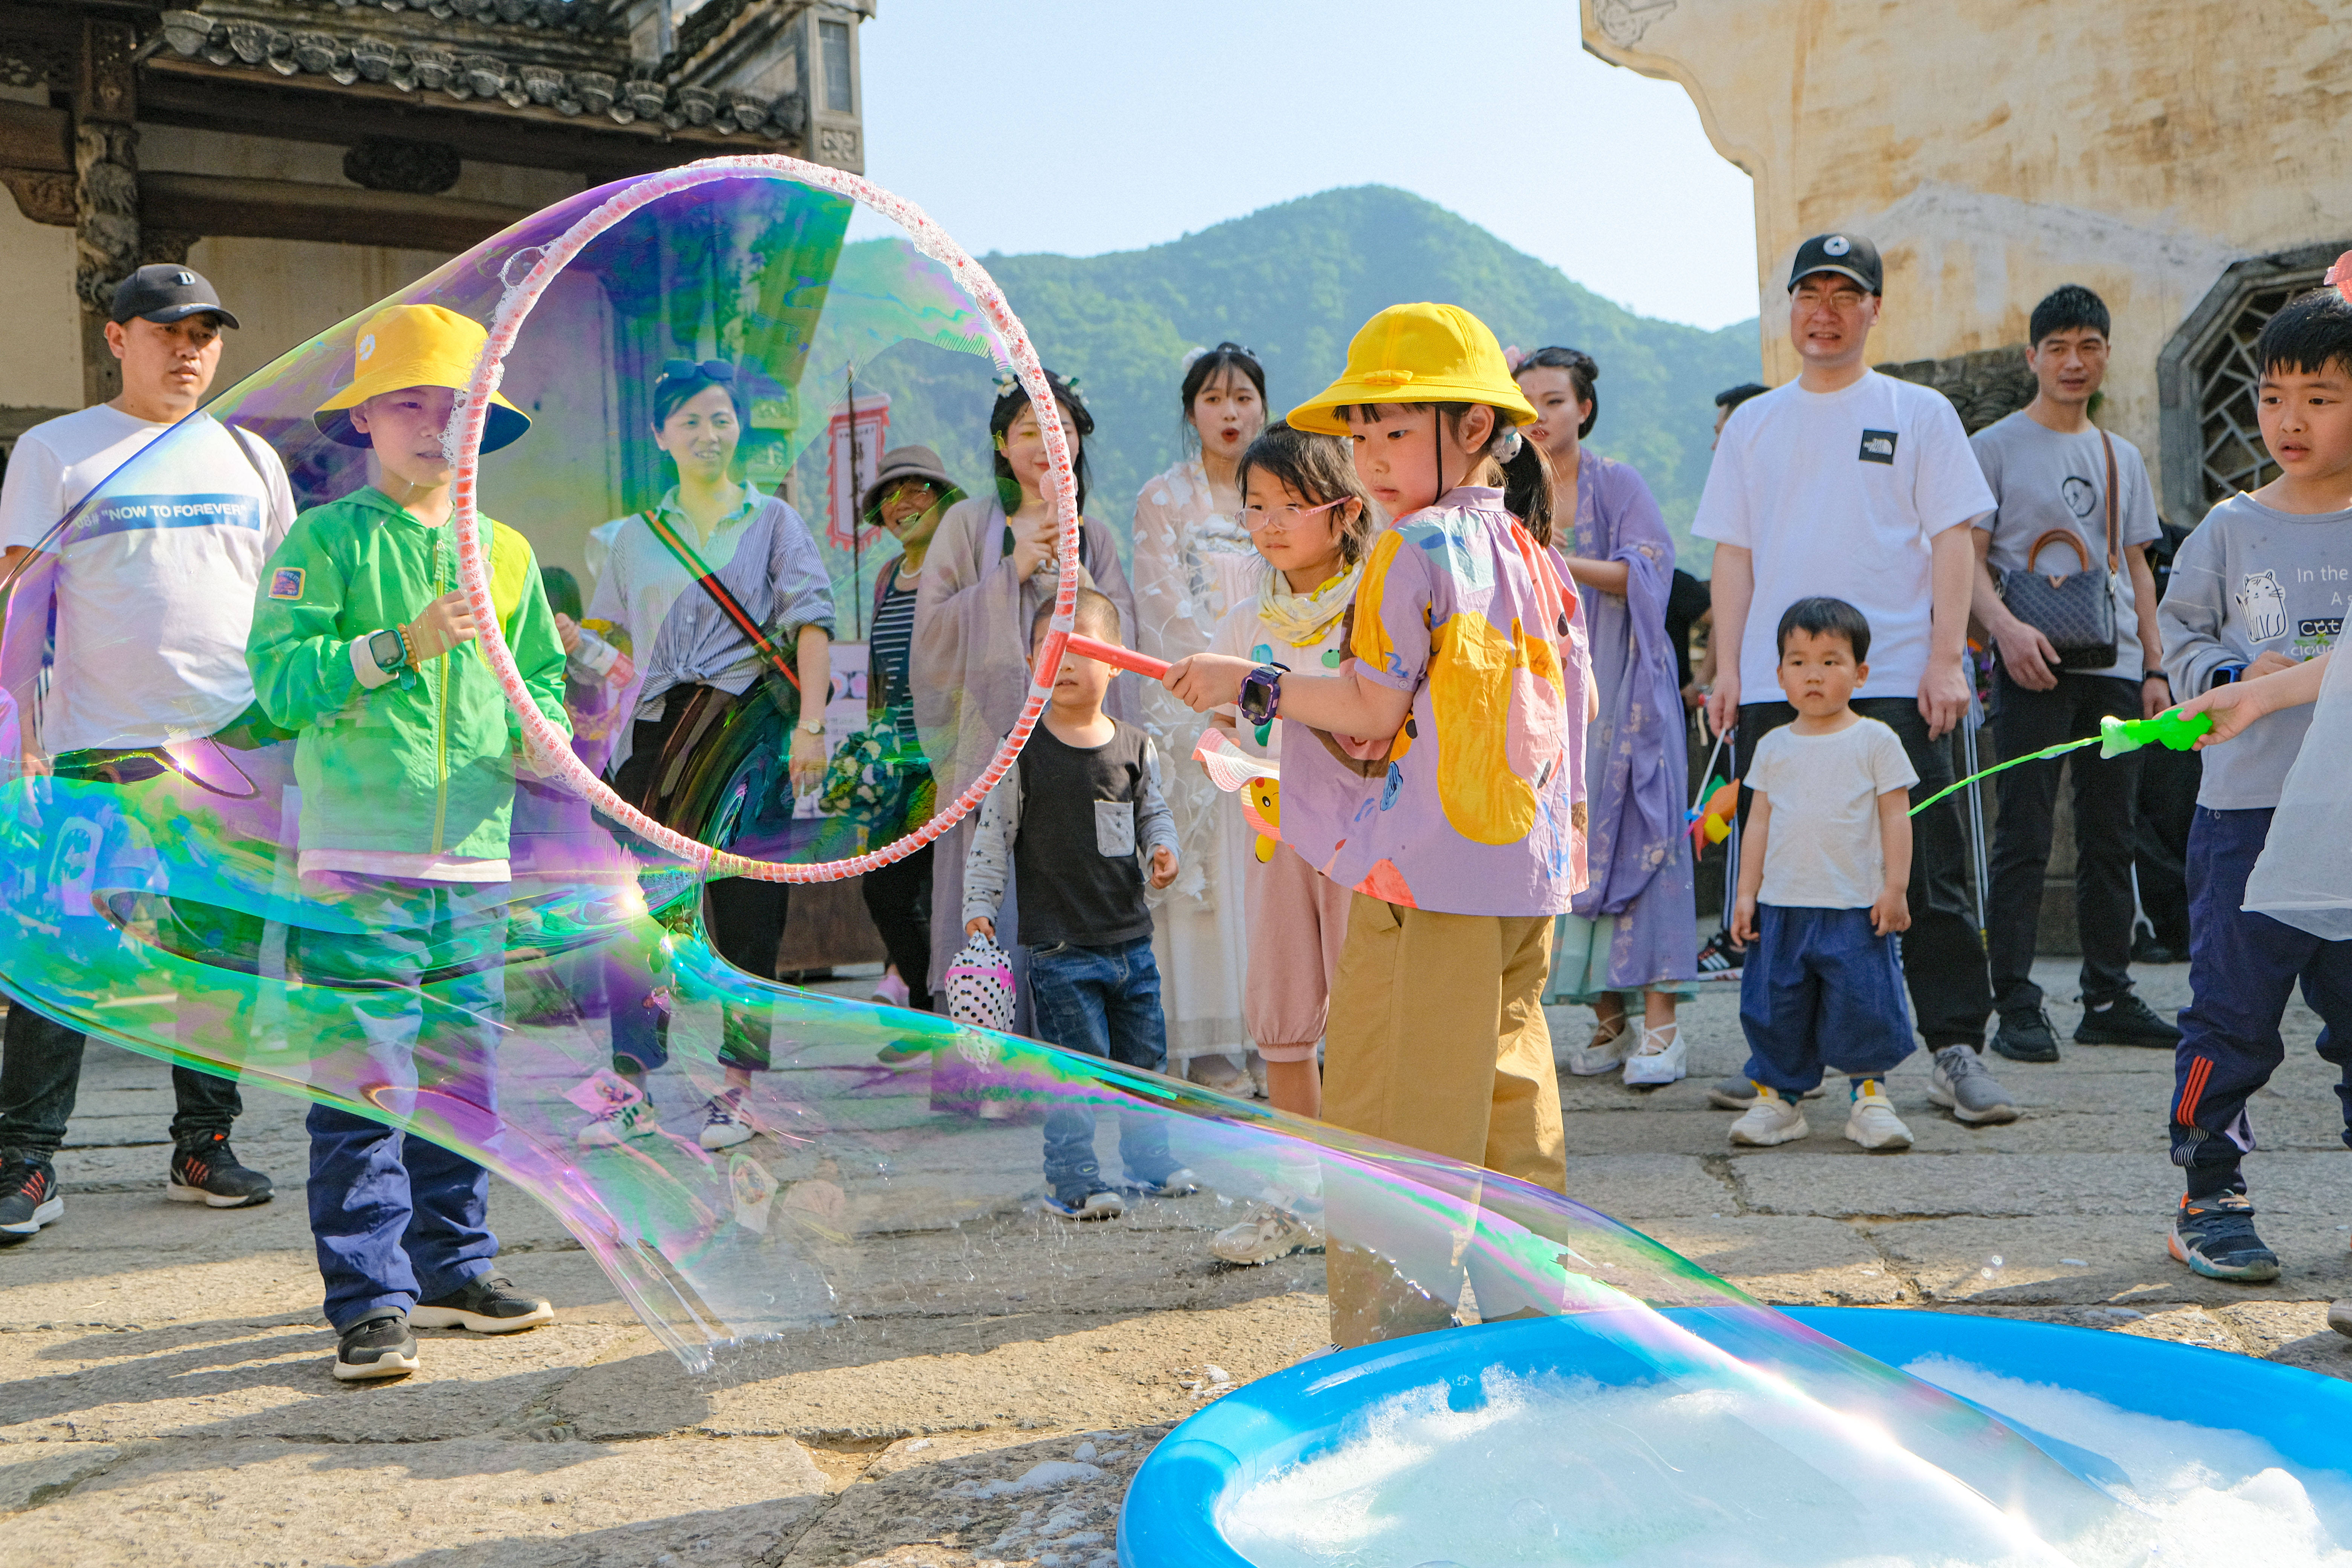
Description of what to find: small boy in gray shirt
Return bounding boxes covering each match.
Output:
[2155,283,2352,1285]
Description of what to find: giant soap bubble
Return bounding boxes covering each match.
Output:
[0,157,2153,1559]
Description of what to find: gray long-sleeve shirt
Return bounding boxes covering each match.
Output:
[2159,492,2352,808]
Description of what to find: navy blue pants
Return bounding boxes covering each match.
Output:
[296,874,505,1330]
[2172,807,2352,1196]
[1739,904,1916,1096]
[1028,934,1179,1201]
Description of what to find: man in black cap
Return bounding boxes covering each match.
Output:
[0,263,292,1243]
[1691,233,2020,1129]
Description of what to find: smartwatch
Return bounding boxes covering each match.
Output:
[1237,663,1288,727]
[2209,663,2245,692]
[367,628,407,674]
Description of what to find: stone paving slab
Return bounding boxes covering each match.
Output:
[4,957,2350,1567]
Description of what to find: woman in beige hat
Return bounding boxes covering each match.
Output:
[856,444,963,1021]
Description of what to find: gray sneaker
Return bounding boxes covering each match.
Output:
[1928,1044,2019,1125]
[1707,1076,1826,1110]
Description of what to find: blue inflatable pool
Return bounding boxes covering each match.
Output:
[1117,1305,2352,1566]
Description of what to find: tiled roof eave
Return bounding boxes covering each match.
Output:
[153,8,808,140]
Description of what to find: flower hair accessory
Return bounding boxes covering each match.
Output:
[1504,345,1527,371]
[991,369,1021,400]
[2330,251,2352,304]
[1181,346,1207,371]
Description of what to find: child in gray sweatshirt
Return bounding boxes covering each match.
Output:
[2154,283,2352,1288]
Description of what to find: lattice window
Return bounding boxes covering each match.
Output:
[2190,270,2326,508]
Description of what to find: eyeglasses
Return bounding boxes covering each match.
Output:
[1237,497,1348,533]
[660,358,736,383]
[1792,285,1869,311]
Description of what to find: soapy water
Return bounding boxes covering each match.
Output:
[1224,1357,2352,1567]
[0,155,2269,1559]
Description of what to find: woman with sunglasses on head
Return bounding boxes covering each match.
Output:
[851,446,963,1029]
[911,370,1138,1034]
[1512,346,1698,1086]
[1130,342,1271,1095]
[574,358,835,1152]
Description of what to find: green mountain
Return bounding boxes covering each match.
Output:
[818,185,1758,605]
[1011,185,1756,560]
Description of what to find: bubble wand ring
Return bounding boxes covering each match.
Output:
[446,155,1083,884]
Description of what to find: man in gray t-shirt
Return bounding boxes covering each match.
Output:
[1967,285,2179,1061]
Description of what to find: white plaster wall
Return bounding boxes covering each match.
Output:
[0,200,85,413]
[189,235,457,397]
[1583,0,2352,508]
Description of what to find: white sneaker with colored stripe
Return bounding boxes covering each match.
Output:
[1844,1080,1914,1151]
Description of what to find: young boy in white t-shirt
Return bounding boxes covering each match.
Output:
[1728,597,1921,1152]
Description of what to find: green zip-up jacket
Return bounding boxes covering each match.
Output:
[247,485,570,861]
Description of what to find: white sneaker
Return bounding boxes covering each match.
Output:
[1728,1092,1810,1146]
[697,1090,755,1150]
[1560,1020,1634,1076]
[1844,1080,1914,1151]
[578,1099,661,1148]
[1127,1167,1199,1198]
[1620,1023,1687,1086]
[1210,1204,1325,1266]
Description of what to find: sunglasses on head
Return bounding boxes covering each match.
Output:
[660,358,736,383]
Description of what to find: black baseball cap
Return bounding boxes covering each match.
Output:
[109,263,240,329]
[1787,233,1882,296]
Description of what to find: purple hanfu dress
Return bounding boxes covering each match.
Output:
[1544,453,1699,1003]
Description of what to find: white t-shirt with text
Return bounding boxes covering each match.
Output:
[0,403,295,753]
[1748,715,1919,910]
[1694,370,1994,702]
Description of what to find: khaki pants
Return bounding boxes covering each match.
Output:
[1321,894,1565,1346]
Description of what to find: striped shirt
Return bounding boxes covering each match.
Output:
[870,566,919,722]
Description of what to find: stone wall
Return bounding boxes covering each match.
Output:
[1582,0,2352,520]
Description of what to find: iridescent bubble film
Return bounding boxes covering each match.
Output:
[0,161,2146,1560]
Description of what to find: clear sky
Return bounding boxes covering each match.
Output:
[851,0,1762,332]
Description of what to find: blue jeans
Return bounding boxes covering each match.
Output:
[1739,904,1915,1096]
[2173,807,2352,1193]
[1027,935,1178,1200]
[294,874,507,1330]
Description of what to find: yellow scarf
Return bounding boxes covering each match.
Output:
[1256,560,1363,647]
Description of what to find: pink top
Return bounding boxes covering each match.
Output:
[1280,486,1590,916]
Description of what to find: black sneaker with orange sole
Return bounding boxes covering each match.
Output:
[168,1133,274,1209]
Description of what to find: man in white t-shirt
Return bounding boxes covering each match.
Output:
[1694,233,2017,1127]
[0,265,290,1245]
[1969,284,2180,1064]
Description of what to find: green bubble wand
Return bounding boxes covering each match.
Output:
[1908,706,2213,816]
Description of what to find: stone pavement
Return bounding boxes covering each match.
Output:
[3,955,2349,1567]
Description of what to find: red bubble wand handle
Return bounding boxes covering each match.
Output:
[1054,632,1169,681]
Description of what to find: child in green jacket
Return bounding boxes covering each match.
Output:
[248,303,571,1382]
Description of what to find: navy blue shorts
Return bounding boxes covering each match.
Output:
[1739,904,1915,1096]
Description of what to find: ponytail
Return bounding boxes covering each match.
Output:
[1436,403,1553,546]
[1498,432,1555,547]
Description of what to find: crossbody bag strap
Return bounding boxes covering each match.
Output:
[2099,429,2120,574]
[639,506,801,692]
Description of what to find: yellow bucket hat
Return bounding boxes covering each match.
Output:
[1287,302,1538,438]
[314,303,531,453]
